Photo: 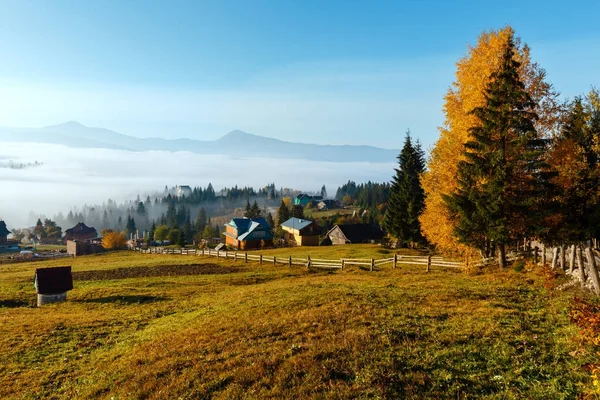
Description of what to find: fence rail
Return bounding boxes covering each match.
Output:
[130,246,464,272]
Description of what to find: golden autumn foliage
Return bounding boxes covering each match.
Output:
[420,26,560,256]
[102,231,127,250]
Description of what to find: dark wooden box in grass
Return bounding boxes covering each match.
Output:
[34,266,73,306]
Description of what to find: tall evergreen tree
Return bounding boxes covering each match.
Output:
[276,199,291,225]
[382,131,426,247]
[444,34,550,267]
[195,207,207,233]
[126,215,137,238]
[548,95,600,243]
[149,222,156,241]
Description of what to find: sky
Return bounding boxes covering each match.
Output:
[0,0,599,151]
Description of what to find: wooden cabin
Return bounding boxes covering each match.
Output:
[280,217,321,246]
[64,222,98,242]
[223,217,273,250]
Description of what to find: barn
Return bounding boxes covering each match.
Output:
[325,224,385,245]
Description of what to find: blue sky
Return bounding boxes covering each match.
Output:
[0,0,598,150]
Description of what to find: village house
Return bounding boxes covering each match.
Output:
[324,224,385,245]
[294,194,323,207]
[176,185,193,197]
[64,222,98,242]
[0,220,19,253]
[317,199,341,211]
[223,217,273,250]
[280,217,321,246]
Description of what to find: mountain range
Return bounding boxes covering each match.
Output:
[0,121,399,163]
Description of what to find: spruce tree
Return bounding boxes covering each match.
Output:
[550,96,600,243]
[444,34,549,267]
[250,200,262,218]
[149,222,156,241]
[195,207,207,233]
[276,199,291,225]
[383,131,426,247]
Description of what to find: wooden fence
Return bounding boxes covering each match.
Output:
[131,247,464,272]
[530,244,600,295]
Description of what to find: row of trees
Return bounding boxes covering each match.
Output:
[408,26,600,266]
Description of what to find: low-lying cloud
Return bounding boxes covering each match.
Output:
[0,142,394,228]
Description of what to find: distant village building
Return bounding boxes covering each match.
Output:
[324,224,385,245]
[280,217,321,246]
[0,220,19,253]
[176,185,193,198]
[294,194,323,207]
[0,220,10,245]
[317,199,341,211]
[223,217,273,250]
[64,223,98,242]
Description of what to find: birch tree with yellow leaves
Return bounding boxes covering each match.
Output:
[419,26,560,256]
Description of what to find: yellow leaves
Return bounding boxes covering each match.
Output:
[420,26,558,255]
[102,231,127,250]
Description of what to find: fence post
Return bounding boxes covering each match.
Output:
[273,256,276,266]
[245,252,248,263]
[427,255,431,273]
[541,244,546,266]
[289,255,292,267]
[569,245,576,273]
[234,251,237,261]
[260,254,263,265]
[225,250,228,259]
[217,250,219,260]
[551,247,558,269]
[393,253,397,269]
[585,247,600,295]
[307,255,311,269]
[370,258,374,272]
[534,247,538,265]
[577,245,587,286]
[341,259,345,270]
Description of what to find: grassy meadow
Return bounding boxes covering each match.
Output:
[0,246,597,399]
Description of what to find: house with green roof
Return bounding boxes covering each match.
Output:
[223,217,273,250]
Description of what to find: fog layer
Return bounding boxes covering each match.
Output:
[0,142,394,228]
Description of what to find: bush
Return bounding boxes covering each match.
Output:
[513,260,525,272]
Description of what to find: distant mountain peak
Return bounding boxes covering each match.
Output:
[45,121,88,129]
[221,129,250,138]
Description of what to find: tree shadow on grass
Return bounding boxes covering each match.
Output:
[79,295,167,305]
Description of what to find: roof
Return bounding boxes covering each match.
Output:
[65,222,97,235]
[327,224,384,243]
[281,217,313,231]
[0,220,10,236]
[226,217,272,241]
[34,266,74,294]
[319,199,337,206]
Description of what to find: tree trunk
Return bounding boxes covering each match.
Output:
[560,245,566,271]
[498,244,507,269]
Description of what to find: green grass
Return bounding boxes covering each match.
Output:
[0,250,597,399]
[305,207,357,219]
